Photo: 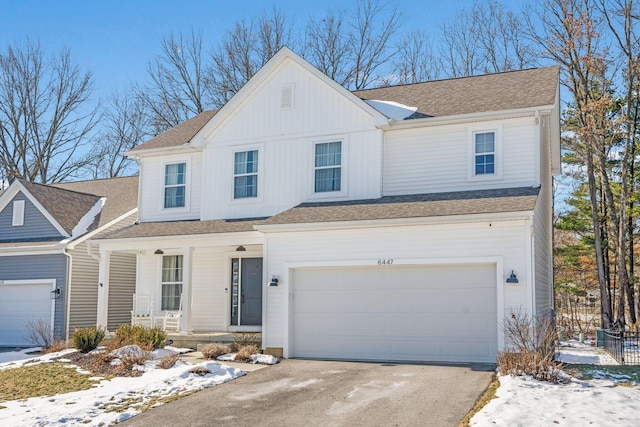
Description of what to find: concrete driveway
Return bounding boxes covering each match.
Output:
[122,359,494,427]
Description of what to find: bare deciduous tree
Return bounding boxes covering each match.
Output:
[138,29,209,133]
[0,40,98,184]
[208,7,295,106]
[303,10,354,86]
[89,91,149,178]
[440,1,536,77]
[390,30,441,84]
[304,0,401,89]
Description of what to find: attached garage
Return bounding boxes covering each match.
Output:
[291,264,497,363]
[0,280,55,347]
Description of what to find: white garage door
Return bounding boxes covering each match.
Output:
[292,264,497,363]
[0,281,54,346]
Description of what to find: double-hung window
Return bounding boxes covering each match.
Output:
[161,255,183,310]
[474,132,495,175]
[164,163,186,208]
[314,141,342,192]
[234,150,258,199]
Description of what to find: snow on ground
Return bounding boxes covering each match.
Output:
[0,347,246,426]
[471,340,640,426]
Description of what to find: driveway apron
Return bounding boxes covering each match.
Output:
[121,359,494,427]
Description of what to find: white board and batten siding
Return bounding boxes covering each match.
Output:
[383,117,540,196]
[264,219,533,361]
[137,152,203,223]
[200,59,383,221]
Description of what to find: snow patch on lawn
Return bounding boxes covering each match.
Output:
[471,340,640,426]
[0,348,246,426]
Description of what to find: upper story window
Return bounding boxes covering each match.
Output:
[234,150,258,199]
[164,163,186,208]
[474,132,495,175]
[468,125,502,181]
[161,255,183,310]
[314,141,342,192]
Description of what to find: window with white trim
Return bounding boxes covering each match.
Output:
[12,200,25,226]
[474,132,495,175]
[314,141,342,192]
[164,163,186,208]
[234,150,258,199]
[161,255,183,310]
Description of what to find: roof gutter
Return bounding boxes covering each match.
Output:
[255,210,534,233]
[125,144,202,158]
[380,105,556,130]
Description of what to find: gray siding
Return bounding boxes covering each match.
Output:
[0,192,63,240]
[107,252,136,331]
[67,243,99,336]
[0,253,67,339]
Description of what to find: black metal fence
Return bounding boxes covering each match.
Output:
[603,329,640,365]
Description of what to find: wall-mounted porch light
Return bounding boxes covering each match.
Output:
[270,275,279,286]
[236,245,246,252]
[50,288,61,299]
[154,249,164,255]
[506,270,519,284]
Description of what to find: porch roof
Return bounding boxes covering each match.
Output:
[259,187,540,226]
[97,217,269,240]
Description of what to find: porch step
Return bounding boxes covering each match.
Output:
[167,332,261,351]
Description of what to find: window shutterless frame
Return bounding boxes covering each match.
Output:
[233,150,259,199]
[467,125,503,181]
[163,162,187,208]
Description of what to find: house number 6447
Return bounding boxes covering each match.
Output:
[377,259,394,265]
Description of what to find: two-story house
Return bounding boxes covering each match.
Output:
[95,47,560,364]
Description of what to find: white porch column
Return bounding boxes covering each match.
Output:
[96,249,111,328]
[180,247,193,335]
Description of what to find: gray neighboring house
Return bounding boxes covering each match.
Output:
[0,176,138,346]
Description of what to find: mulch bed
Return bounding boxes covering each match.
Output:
[57,351,144,378]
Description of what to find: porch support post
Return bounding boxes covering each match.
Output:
[96,249,111,328]
[180,246,193,335]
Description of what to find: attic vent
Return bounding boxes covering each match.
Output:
[281,84,294,109]
[12,200,25,226]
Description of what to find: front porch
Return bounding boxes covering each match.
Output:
[93,221,269,339]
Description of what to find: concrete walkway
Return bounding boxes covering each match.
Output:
[122,359,494,427]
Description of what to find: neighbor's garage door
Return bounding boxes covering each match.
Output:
[0,281,53,346]
[292,264,497,363]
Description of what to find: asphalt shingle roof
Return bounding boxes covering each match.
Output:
[17,179,102,235]
[352,66,559,118]
[98,217,269,240]
[129,110,217,152]
[52,176,139,229]
[261,187,540,226]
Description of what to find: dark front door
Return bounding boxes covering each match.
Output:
[230,258,263,326]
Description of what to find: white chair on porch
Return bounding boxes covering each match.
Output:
[131,294,154,328]
[157,293,183,332]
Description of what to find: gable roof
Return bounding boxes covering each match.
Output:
[0,176,139,249]
[52,175,139,229]
[352,66,559,118]
[259,187,539,228]
[17,179,102,235]
[128,110,217,153]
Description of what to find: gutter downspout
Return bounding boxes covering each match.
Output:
[63,250,73,343]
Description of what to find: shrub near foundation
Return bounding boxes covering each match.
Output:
[235,345,259,361]
[498,308,564,383]
[112,324,167,349]
[72,327,106,353]
[201,344,231,359]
